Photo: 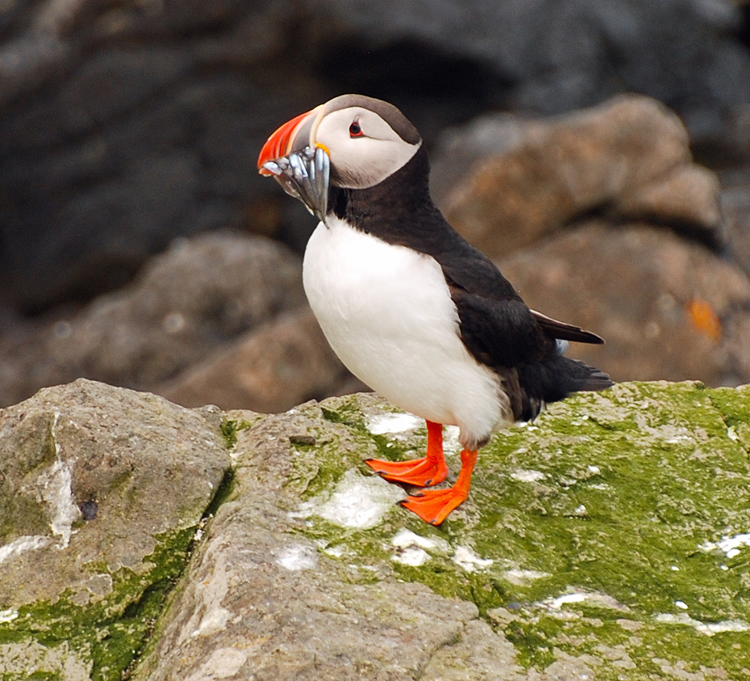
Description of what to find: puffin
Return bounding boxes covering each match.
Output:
[257,94,612,525]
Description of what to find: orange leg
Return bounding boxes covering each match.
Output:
[365,420,448,487]
[399,449,478,525]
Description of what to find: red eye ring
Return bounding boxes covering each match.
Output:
[349,120,364,138]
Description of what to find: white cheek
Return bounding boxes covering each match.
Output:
[333,138,421,188]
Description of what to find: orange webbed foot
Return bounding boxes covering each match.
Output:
[399,449,478,526]
[365,454,448,487]
[365,420,447,487]
[399,487,469,525]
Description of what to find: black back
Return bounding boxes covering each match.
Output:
[330,146,612,420]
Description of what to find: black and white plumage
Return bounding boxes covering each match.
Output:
[258,94,611,525]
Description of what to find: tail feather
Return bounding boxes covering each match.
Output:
[518,355,612,421]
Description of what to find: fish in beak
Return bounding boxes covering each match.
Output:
[257,105,331,223]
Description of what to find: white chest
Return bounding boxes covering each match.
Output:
[302,216,510,444]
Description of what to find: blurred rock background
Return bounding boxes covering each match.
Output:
[1,0,749,410]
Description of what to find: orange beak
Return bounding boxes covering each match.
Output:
[256,104,331,222]
[257,105,325,175]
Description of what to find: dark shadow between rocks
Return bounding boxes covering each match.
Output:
[318,38,511,147]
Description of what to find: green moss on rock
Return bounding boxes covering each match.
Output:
[0,526,195,681]
[289,382,750,678]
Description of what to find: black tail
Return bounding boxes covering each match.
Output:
[518,355,613,421]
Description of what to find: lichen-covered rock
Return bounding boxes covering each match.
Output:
[0,379,231,680]
[135,381,750,680]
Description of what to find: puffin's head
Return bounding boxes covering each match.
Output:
[257,95,422,220]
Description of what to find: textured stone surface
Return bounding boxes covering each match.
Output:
[499,221,750,386]
[720,169,750,277]
[158,307,359,412]
[134,382,750,680]
[0,232,306,407]
[437,96,723,260]
[0,379,231,679]
[2,380,750,679]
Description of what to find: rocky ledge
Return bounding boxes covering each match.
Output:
[1,379,749,680]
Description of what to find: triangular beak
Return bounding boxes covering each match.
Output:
[256,105,331,223]
[257,109,314,176]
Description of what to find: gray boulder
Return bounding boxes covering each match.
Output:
[0,379,231,679]
[157,307,361,413]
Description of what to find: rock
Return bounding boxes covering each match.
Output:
[498,221,750,386]
[2,0,749,309]
[436,95,723,260]
[0,379,231,679]
[158,307,359,413]
[314,0,750,125]
[616,164,722,240]
[133,382,750,680]
[0,60,317,311]
[720,168,750,276]
[3,380,750,679]
[0,231,306,408]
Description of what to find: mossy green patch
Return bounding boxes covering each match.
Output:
[293,382,750,678]
[220,418,251,450]
[0,526,196,681]
[320,401,366,428]
[287,397,409,501]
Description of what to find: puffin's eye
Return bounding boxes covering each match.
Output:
[349,121,364,138]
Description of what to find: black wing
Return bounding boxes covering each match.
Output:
[431,233,552,368]
[432,227,604,370]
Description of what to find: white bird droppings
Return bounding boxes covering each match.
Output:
[452,545,493,572]
[391,528,447,552]
[503,568,550,586]
[655,612,750,636]
[548,593,587,609]
[511,469,545,483]
[0,609,18,624]
[700,533,750,559]
[393,546,431,566]
[298,470,405,530]
[543,590,629,612]
[36,413,80,549]
[275,543,318,571]
[41,459,80,548]
[366,412,422,435]
[443,425,462,455]
[0,535,51,565]
[390,528,450,566]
